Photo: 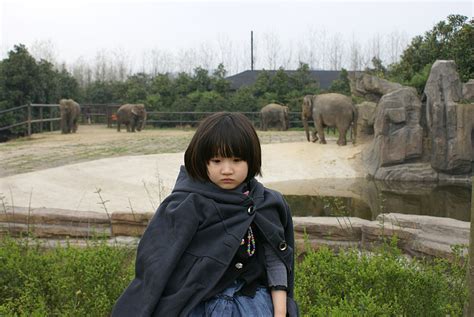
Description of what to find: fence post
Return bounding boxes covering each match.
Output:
[27,104,32,136]
[50,107,54,131]
[39,106,43,132]
[467,176,474,316]
[107,106,111,128]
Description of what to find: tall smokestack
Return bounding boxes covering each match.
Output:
[251,31,254,71]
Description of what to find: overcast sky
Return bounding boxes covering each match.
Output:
[1,0,472,74]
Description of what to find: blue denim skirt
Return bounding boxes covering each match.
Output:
[188,280,273,317]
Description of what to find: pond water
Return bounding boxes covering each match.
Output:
[275,178,472,222]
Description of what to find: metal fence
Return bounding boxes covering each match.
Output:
[0,104,306,137]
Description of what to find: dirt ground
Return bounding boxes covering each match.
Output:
[0,125,368,213]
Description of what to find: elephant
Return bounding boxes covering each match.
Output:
[116,104,147,132]
[59,99,81,134]
[260,103,289,131]
[302,93,357,146]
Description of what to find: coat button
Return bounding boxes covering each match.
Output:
[278,241,288,251]
[235,262,243,269]
[247,205,255,215]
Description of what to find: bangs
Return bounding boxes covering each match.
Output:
[204,121,251,161]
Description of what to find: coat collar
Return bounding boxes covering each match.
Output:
[173,165,264,206]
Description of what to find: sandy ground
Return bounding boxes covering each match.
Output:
[0,127,368,214]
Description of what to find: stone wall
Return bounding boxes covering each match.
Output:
[1,207,468,261]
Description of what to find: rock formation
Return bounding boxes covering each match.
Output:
[424,60,473,175]
[350,72,403,102]
[355,101,376,140]
[362,87,425,179]
[362,60,474,182]
[463,79,474,101]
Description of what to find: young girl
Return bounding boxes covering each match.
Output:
[112,112,298,317]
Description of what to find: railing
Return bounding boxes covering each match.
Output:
[0,103,308,137]
[0,104,61,136]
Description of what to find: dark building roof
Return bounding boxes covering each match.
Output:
[225,70,342,90]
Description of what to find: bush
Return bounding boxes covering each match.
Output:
[295,242,467,316]
[0,236,135,316]
[0,235,466,316]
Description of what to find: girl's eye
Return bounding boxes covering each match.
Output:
[210,158,221,163]
[233,158,242,162]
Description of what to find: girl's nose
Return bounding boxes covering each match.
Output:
[221,161,233,174]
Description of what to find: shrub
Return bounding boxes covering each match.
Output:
[0,236,135,316]
[295,242,467,316]
[0,235,466,316]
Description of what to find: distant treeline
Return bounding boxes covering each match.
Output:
[0,14,472,141]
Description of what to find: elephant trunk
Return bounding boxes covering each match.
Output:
[303,118,310,142]
[139,112,147,131]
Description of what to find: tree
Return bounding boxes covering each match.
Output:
[329,68,351,96]
[0,44,40,106]
[211,63,230,95]
[252,70,272,97]
[193,67,211,92]
[389,14,473,83]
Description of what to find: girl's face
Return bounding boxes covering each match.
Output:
[207,156,248,190]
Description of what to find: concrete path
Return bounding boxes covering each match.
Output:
[0,142,366,213]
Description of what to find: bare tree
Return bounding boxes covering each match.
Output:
[317,28,330,70]
[30,39,58,66]
[111,48,132,81]
[93,50,111,81]
[197,42,216,71]
[348,33,364,71]
[386,30,409,65]
[297,26,325,70]
[217,34,236,75]
[70,56,93,87]
[262,31,282,70]
[328,33,344,70]
[368,33,384,62]
[176,48,198,74]
[148,49,175,75]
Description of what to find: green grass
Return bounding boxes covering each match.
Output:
[0,235,467,316]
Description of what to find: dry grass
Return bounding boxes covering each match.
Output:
[0,125,308,177]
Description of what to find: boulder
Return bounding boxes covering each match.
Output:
[355,101,376,140]
[350,73,403,102]
[424,60,473,174]
[462,79,474,101]
[363,87,424,178]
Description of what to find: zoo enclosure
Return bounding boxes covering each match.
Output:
[0,103,308,136]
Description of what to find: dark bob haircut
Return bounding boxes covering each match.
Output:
[184,112,262,182]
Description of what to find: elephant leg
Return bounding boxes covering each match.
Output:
[60,117,67,134]
[72,119,78,133]
[69,115,75,133]
[117,122,121,132]
[310,120,319,142]
[316,121,326,144]
[337,127,348,146]
[126,123,131,132]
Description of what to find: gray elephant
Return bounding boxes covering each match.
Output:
[59,99,81,134]
[116,104,147,132]
[302,93,357,145]
[260,103,289,131]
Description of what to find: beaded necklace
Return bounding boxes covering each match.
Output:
[240,226,256,257]
[241,188,256,257]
